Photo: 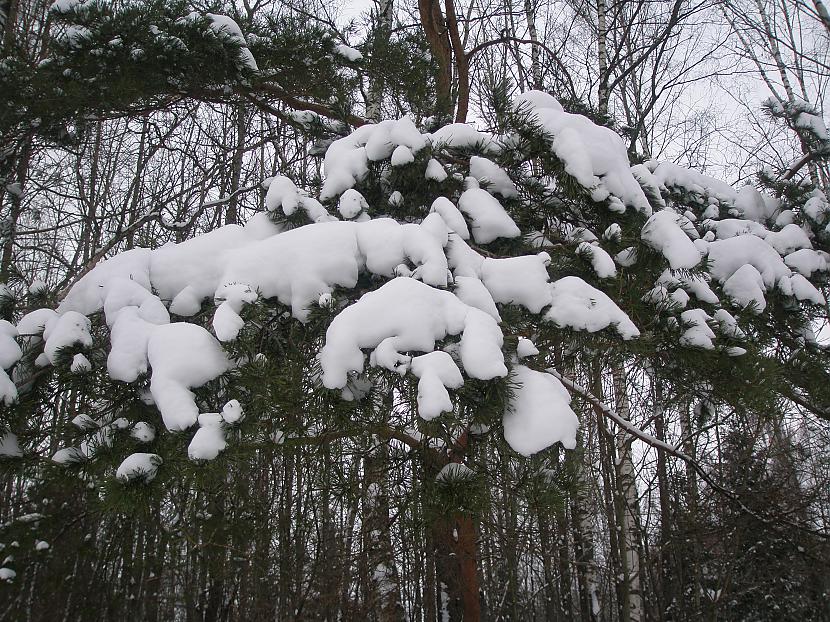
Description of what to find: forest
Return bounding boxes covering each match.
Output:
[1,0,830,620]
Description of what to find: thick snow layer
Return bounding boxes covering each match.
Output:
[479,252,552,313]
[516,91,651,213]
[641,210,701,270]
[265,176,334,223]
[708,235,790,288]
[469,156,517,198]
[453,276,501,321]
[321,119,427,200]
[764,224,812,255]
[651,161,737,204]
[503,365,578,456]
[546,277,640,339]
[429,124,498,152]
[410,351,463,420]
[116,453,161,483]
[147,324,231,431]
[457,179,521,244]
[319,277,506,389]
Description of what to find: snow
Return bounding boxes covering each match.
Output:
[429,124,498,152]
[708,235,790,288]
[431,197,470,239]
[503,365,578,456]
[0,321,21,369]
[723,264,767,313]
[785,249,829,277]
[516,91,651,213]
[0,568,15,581]
[221,399,244,424]
[116,453,161,483]
[35,541,49,551]
[70,353,91,373]
[147,323,232,431]
[425,158,448,182]
[679,309,716,349]
[319,277,506,389]
[453,276,501,321]
[546,277,640,339]
[435,462,476,483]
[207,14,258,71]
[478,252,552,313]
[42,311,92,365]
[457,178,521,244]
[334,44,362,62]
[763,224,812,255]
[51,447,85,465]
[577,242,616,278]
[338,189,369,219]
[130,422,155,443]
[390,145,415,167]
[410,351,463,420]
[188,413,227,461]
[641,210,701,270]
[469,156,517,198]
[516,338,539,358]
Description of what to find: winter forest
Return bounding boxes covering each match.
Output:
[2,0,830,620]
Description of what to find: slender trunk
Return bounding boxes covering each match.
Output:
[612,364,643,622]
[226,103,246,225]
[524,0,542,90]
[597,0,610,117]
[364,437,406,622]
[418,0,454,118]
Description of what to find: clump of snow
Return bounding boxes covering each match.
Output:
[70,353,91,373]
[546,277,640,339]
[116,453,161,483]
[410,351,463,420]
[457,178,520,244]
[188,413,227,461]
[425,158,448,182]
[469,156,517,198]
[577,242,616,278]
[147,323,232,431]
[429,124,498,152]
[207,14,258,71]
[503,365,578,456]
[52,447,85,465]
[640,210,701,270]
[516,338,539,358]
[319,277,506,389]
[515,91,651,213]
[334,43,362,62]
[338,189,369,220]
[130,422,155,443]
[678,309,716,349]
[723,264,767,313]
[221,399,244,424]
